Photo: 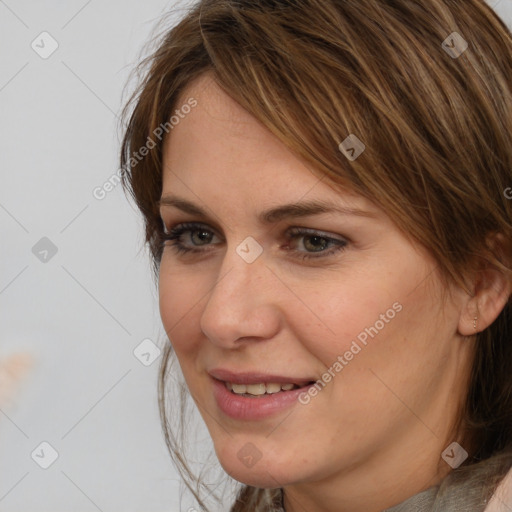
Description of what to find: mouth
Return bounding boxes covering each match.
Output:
[209,369,317,420]
[223,381,313,397]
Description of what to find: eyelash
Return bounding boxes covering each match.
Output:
[161,222,348,261]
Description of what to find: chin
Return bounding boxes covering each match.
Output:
[214,440,303,488]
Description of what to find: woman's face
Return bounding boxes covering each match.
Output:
[158,74,474,504]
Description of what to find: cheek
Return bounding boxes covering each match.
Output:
[303,271,449,411]
[291,275,404,367]
[158,268,203,356]
[293,263,443,392]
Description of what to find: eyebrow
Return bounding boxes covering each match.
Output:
[158,195,377,224]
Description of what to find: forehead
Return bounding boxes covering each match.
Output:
[164,77,301,185]
[164,74,284,162]
[175,73,251,125]
[161,73,377,216]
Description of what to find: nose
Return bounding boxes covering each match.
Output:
[199,247,281,348]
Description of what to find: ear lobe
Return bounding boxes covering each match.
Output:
[457,235,511,336]
[458,300,480,337]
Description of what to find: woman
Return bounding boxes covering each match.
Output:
[120,0,512,510]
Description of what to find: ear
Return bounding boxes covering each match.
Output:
[458,234,511,336]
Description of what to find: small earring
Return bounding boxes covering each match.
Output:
[473,316,478,333]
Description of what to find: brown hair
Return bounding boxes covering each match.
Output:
[120,0,512,509]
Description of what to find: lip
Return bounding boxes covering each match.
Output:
[209,369,316,421]
[208,368,315,387]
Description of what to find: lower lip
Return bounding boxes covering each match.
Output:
[211,378,314,421]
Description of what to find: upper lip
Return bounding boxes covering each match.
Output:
[209,368,315,387]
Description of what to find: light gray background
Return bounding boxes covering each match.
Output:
[1,1,511,511]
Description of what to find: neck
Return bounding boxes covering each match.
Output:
[282,419,457,512]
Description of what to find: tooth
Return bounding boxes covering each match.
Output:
[266,383,282,394]
[246,383,266,396]
[228,382,299,395]
[232,384,247,394]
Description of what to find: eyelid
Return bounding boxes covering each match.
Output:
[163,220,347,241]
[163,221,221,236]
[286,226,348,243]
[162,221,350,262]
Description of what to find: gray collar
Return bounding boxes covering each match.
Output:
[271,454,512,512]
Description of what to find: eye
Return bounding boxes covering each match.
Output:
[284,227,348,260]
[161,222,348,261]
[161,222,220,255]
[298,234,331,252]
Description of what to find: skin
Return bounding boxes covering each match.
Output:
[158,73,509,512]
